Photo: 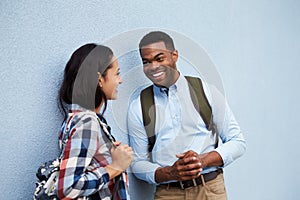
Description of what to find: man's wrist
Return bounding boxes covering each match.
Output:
[199,151,223,168]
[155,166,173,183]
[198,153,208,168]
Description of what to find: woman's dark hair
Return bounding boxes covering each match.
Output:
[139,31,175,52]
[58,43,114,119]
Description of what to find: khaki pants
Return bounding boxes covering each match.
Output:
[155,173,227,200]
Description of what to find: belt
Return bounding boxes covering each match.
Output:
[160,169,223,190]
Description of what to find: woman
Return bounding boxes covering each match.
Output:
[57,43,133,200]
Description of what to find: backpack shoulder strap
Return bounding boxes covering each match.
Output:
[186,76,219,148]
[140,85,156,153]
[185,76,212,129]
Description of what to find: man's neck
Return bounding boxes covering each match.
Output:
[155,71,180,88]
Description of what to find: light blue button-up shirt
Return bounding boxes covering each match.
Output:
[127,74,246,184]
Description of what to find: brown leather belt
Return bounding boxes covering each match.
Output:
[160,169,223,189]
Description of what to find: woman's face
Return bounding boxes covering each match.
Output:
[100,56,122,100]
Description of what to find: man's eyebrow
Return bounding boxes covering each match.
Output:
[142,53,164,60]
[153,53,164,59]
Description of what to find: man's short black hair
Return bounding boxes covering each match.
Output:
[139,31,175,52]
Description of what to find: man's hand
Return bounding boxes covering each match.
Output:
[173,150,203,180]
[154,150,223,183]
[154,150,202,182]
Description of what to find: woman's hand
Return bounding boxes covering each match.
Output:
[105,144,133,179]
[110,144,134,171]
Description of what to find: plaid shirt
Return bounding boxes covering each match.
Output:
[57,104,128,200]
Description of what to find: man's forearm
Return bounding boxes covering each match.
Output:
[154,166,175,183]
[199,151,224,168]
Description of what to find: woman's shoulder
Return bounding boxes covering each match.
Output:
[66,111,102,140]
[63,110,99,131]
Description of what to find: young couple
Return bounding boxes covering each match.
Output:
[57,31,246,200]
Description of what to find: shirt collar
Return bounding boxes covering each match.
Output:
[153,72,185,95]
[68,104,93,114]
[173,72,186,93]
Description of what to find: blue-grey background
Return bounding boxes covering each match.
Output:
[1,1,299,199]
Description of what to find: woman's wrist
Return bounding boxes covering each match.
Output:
[105,165,122,180]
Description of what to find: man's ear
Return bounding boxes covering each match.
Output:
[171,50,178,62]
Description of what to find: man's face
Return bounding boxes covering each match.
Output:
[140,41,178,88]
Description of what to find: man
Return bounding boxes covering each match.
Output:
[127,31,246,200]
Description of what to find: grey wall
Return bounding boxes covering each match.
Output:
[1,1,299,199]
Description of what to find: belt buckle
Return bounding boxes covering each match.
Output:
[179,179,197,189]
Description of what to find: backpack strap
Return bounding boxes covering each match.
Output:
[140,85,156,154]
[59,112,80,159]
[186,76,219,149]
[185,76,212,129]
[140,76,219,156]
